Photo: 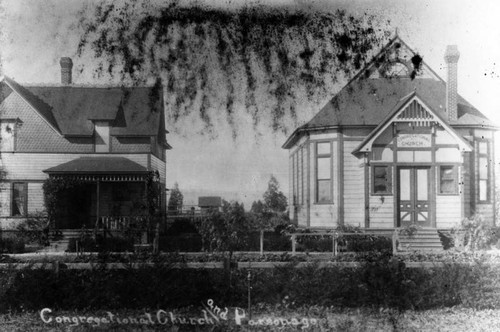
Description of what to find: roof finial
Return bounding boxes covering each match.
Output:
[395,27,399,37]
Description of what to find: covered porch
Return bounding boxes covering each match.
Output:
[43,157,163,232]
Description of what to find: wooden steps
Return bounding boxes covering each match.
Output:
[37,230,81,253]
[396,229,443,252]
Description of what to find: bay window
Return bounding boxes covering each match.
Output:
[316,142,332,203]
[478,141,490,202]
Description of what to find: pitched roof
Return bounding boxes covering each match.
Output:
[306,78,492,128]
[353,92,472,154]
[2,76,163,137]
[283,37,496,149]
[43,157,149,174]
[3,76,61,133]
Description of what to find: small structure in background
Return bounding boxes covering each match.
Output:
[198,196,222,214]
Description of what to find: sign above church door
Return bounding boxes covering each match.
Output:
[398,134,431,148]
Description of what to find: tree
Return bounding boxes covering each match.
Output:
[76,2,390,136]
[250,200,265,214]
[196,200,250,254]
[168,182,184,214]
[263,175,288,213]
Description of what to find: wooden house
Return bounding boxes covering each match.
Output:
[198,196,222,214]
[283,37,497,237]
[0,58,171,232]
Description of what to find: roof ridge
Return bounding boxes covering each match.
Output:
[22,83,156,89]
[2,76,62,135]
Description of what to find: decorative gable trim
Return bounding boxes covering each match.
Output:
[353,92,472,154]
[1,76,62,136]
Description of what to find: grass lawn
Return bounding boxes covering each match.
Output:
[1,307,500,331]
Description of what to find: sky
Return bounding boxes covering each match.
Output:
[1,0,500,208]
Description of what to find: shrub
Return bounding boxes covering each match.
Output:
[159,234,202,252]
[66,231,134,253]
[451,214,500,251]
[0,255,500,312]
[438,231,454,250]
[15,212,50,246]
[340,235,392,252]
[297,235,333,252]
[0,237,25,254]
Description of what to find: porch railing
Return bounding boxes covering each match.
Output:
[96,216,149,231]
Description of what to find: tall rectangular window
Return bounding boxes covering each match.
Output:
[301,146,305,205]
[439,165,457,194]
[478,141,490,202]
[292,153,297,205]
[316,142,332,203]
[372,165,392,195]
[295,148,302,205]
[12,182,27,216]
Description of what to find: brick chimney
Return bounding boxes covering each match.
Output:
[444,45,460,122]
[59,57,73,85]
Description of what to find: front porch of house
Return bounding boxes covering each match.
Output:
[49,178,150,230]
[43,157,165,237]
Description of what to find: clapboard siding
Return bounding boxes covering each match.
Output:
[307,142,314,226]
[463,152,472,218]
[27,182,45,214]
[309,204,337,228]
[436,195,462,228]
[332,141,338,221]
[1,153,149,180]
[290,153,294,222]
[343,141,365,226]
[0,183,11,217]
[111,137,151,153]
[368,196,394,228]
[150,154,166,182]
[368,164,394,228]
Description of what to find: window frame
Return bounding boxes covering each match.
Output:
[438,165,459,195]
[11,182,28,217]
[477,140,490,203]
[0,120,17,151]
[315,141,333,204]
[300,146,304,205]
[292,153,297,206]
[371,165,393,195]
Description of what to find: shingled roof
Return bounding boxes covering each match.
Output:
[2,76,163,137]
[283,37,496,149]
[306,77,491,128]
[43,157,149,174]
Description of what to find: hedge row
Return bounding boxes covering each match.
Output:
[0,254,499,312]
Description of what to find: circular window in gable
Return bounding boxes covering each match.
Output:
[379,61,411,78]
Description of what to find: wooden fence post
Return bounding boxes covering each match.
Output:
[392,229,398,255]
[291,234,296,255]
[332,233,336,256]
[259,230,264,256]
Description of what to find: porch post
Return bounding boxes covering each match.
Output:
[96,179,100,228]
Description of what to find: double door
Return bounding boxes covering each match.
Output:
[397,167,431,227]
